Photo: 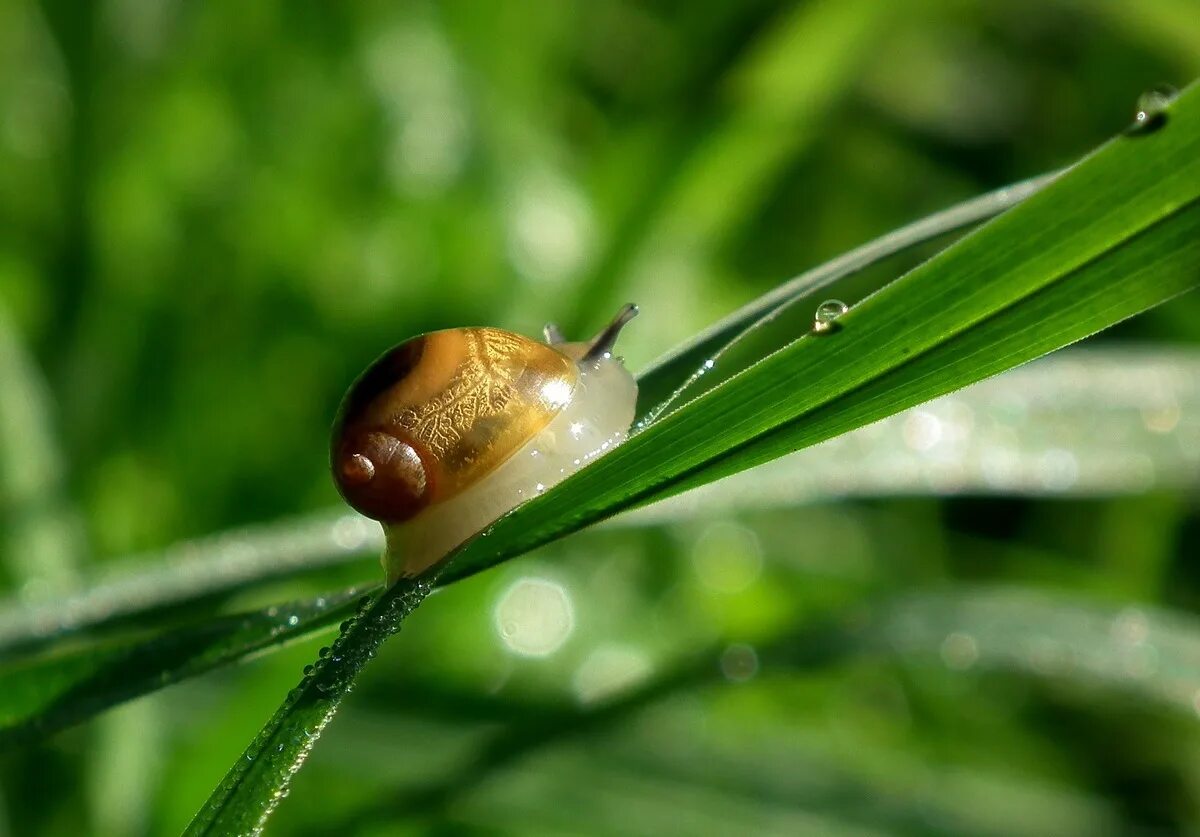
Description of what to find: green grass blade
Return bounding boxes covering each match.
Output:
[185,85,1200,833]
[875,587,1200,713]
[183,577,432,837]
[308,585,1193,837]
[0,588,369,747]
[619,347,1200,523]
[455,224,1200,582]
[442,85,1200,584]
[659,202,1200,500]
[12,339,1189,661]
[635,171,1057,418]
[0,511,380,657]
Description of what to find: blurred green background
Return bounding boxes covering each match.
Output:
[2,0,1200,834]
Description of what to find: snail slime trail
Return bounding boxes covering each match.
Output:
[331,305,639,582]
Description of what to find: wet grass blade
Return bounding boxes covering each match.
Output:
[873,587,1200,713]
[657,203,1200,501]
[618,348,1200,523]
[0,511,380,658]
[443,86,1200,584]
[0,589,370,747]
[305,585,1198,836]
[635,172,1057,418]
[186,85,1200,834]
[183,577,433,836]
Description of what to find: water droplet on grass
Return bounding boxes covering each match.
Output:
[1126,85,1178,135]
[813,299,848,334]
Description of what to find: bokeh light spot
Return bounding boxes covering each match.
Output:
[719,643,759,683]
[691,521,763,594]
[572,644,653,704]
[493,577,575,658]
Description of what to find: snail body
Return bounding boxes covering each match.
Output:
[332,305,638,581]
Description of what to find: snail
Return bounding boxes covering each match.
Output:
[331,304,639,582]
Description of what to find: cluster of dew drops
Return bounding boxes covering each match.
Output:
[240,578,436,825]
[291,578,434,704]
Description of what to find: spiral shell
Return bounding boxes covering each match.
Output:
[332,328,579,521]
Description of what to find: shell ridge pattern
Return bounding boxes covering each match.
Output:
[394,329,527,458]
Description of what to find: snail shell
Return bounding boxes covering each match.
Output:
[332,306,638,581]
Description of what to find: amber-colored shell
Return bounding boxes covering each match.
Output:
[331,327,578,522]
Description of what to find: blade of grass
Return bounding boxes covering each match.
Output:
[186,85,1200,834]
[466,214,1198,585]
[444,92,1200,584]
[0,587,371,747]
[659,198,1199,502]
[619,347,1200,524]
[2,339,1183,666]
[876,587,1200,713]
[12,391,1198,743]
[635,171,1057,418]
[183,576,433,836]
[437,727,1116,837]
[315,585,1194,837]
[0,511,380,657]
